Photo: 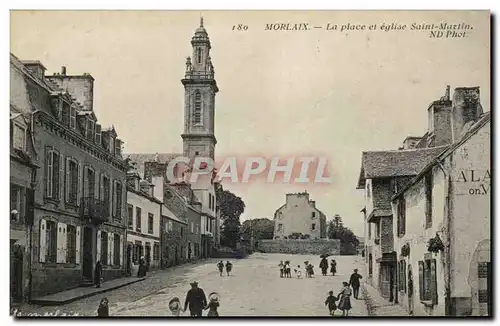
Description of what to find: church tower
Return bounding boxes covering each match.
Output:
[181,17,218,161]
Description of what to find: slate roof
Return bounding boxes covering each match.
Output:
[125,153,182,178]
[356,145,448,189]
[162,204,188,225]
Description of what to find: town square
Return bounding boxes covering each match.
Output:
[8,10,491,317]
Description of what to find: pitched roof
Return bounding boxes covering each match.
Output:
[392,111,491,200]
[356,146,448,189]
[162,204,188,225]
[125,153,182,178]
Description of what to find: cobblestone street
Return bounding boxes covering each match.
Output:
[15,253,368,317]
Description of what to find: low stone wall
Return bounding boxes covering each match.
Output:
[257,239,341,255]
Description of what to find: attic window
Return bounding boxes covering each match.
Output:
[70,107,76,129]
[95,124,101,145]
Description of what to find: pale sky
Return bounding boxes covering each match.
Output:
[10,10,490,235]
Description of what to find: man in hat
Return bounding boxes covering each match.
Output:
[184,281,207,317]
[349,269,363,300]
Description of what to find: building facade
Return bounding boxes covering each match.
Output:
[273,192,327,240]
[126,172,162,273]
[392,87,490,316]
[11,55,128,298]
[160,205,188,268]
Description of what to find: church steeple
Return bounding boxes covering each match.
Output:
[181,18,218,161]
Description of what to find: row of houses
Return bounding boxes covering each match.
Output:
[357,86,491,316]
[10,51,221,303]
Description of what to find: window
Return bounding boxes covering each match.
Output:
[95,124,101,145]
[153,242,160,261]
[101,231,108,266]
[10,184,25,223]
[418,259,438,305]
[66,159,78,205]
[375,222,381,241]
[311,212,316,218]
[46,220,57,263]
[425,173,433,228]
[368,223,371,239]
[368,254,373,276]
[62,104,70,126]
[180,226,184,237]
[86,119,95,141]
[127,204,133,229]
[46,149,61,200]
[277,223,283,232]
[311,223,316,231]
[193,92,202,124]
[12,123,26,151]
[398,260,406,293]
[70,106,76,129]
[110,137,115,155]
[113,234,120,266]
[66,225,77,264]
[148,213,154,234]
[84,167,95,199]
[397,197,406,237]
[113,181,122,219]
[197,48,202,64]
[115,139,122,157]
[103,175,110,215]
[136,207,142,231]
[205,218,209,232]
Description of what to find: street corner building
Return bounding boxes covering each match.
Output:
[10,54,129,301]
[357,86,491,316]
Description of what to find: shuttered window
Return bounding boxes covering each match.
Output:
[113,234,121,266]
[66,225,77,264]
[418,259,438,304]
[45,149,61,200]
[101,231,108,266]
[46,220,57,263]
[193,92,202,124]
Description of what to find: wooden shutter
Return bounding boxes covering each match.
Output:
[39,219,47,262]
[77,162,82,206]
[109,233,114,266]
[61,223,67,263]
[46,151,52,198]
[112,181,117,217]
[65,158,70,202]
[99,173,104,200]
[59,154,64,200]
[83,166,89,199]
[76,226,81,264]
[418,261,424,301]
[430,259,438,305]
[94,171,99,199]
[119,234,124,267]
[56,222,63,263]
[96,230,101,262]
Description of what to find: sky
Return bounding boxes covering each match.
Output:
[10,10,490,236]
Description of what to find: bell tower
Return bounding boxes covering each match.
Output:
[181,17,218,161]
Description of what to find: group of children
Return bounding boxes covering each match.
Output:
[278,260,316,279]
[217,261,233,276]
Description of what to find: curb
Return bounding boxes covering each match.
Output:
[31,278,146,306]
[361,285,377,316]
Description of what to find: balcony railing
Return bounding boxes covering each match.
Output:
[80,197,109,223]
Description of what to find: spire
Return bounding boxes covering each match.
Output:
[200,14,204,28]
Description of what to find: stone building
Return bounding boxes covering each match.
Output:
[11,54,128,298]
[10,54,39,304]
[392,87,490,316]
[160,205,188,268]
[125,171,162,274]
[273,192,327,240]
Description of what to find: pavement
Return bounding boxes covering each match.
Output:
[362,281,409,316]
[31,277,146,305]
[14,253,369,317]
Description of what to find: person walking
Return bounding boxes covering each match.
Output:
[324,291,338,316]
[349,269,363,300]
[94,261,103,288]
[337,282,352,316]
[225,261,233,276]
[217,261,224,277]
[205,293,220,317]
[320,257,328,276]
[183,281,207,317]
[97,297,109,317]
[279,261,284,278]
[330,260,337,276]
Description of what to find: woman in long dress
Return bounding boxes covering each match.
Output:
[330,260,337,276]
[337,282,352,316]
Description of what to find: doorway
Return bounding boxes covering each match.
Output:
[175,246,179,265]
[10,245,23,303]
[126,244,132,276]
[145,244,151,271]
[82,227,94,279]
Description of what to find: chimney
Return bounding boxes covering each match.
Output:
[427,85,454,147]
[451,87,483,142]
[61,66,67,75]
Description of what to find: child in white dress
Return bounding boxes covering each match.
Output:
[294,265,303,278]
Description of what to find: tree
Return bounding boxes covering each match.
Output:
[215,184,246,248]
[241,218,274,240]
[327,214,359,254]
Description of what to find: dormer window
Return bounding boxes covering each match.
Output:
[62,103,70,126]
[110,137,115,155]
[86,119,95,141]
[12,122,26,151]
[95,124,101,145]
[115,139,122,157]
[70,106,76,129]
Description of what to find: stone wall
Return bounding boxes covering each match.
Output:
[257,239,340,255]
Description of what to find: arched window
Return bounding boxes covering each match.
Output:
[193,92,202,124]
[197,48,202,64]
